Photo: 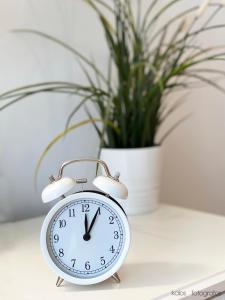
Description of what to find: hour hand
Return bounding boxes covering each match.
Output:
[83,214,90,241]
[84,213,88,234]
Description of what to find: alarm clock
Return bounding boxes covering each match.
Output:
[40,158,130,286]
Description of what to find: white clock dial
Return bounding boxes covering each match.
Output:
[41,192,130,285]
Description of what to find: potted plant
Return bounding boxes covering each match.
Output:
[1,0,225,214]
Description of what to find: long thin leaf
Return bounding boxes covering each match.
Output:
[13,29,108,84]
[65,94,93,131]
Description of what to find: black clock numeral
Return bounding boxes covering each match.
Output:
[114,231,119,239]
[109,245,115,253]
[71,259,76,267]
[100,256,105,265]
[109,216,114,224]
[53,234,59,243]
[59,248,64,257]
[85,261,91,270]
[82,204,90,212]
[69,208,75,217]
[59,219,66,228]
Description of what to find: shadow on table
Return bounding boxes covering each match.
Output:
[63,261,208,292]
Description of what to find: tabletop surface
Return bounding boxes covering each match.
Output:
[1,204,225,300]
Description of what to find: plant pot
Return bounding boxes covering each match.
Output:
[100,146,161,215]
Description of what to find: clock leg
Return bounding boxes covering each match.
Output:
[112,272,121,283]
[56,276,64,287]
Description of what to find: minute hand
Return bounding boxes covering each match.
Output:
[87,208,100,234]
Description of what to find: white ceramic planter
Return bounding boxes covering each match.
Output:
[100,147,161,215]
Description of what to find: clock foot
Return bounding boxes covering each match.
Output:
[56,276,64,287]
[112,272,121,283]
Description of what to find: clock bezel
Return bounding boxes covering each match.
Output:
[40,191,130,285]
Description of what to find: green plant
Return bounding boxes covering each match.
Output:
[1,0,225,155]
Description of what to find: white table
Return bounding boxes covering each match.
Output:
[1,204,225,300]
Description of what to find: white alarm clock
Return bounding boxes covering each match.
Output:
[40,158,130,286]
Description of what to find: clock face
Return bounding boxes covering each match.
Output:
[41,192,130,285]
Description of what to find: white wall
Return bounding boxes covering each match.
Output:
[159,1,225,216]
[0,0,103,221]
[0,0,225,222]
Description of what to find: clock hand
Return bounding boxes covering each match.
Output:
[84,213,88,234]
[83,208,100,241]
[87,208,100,235]
[83,214,90,241]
